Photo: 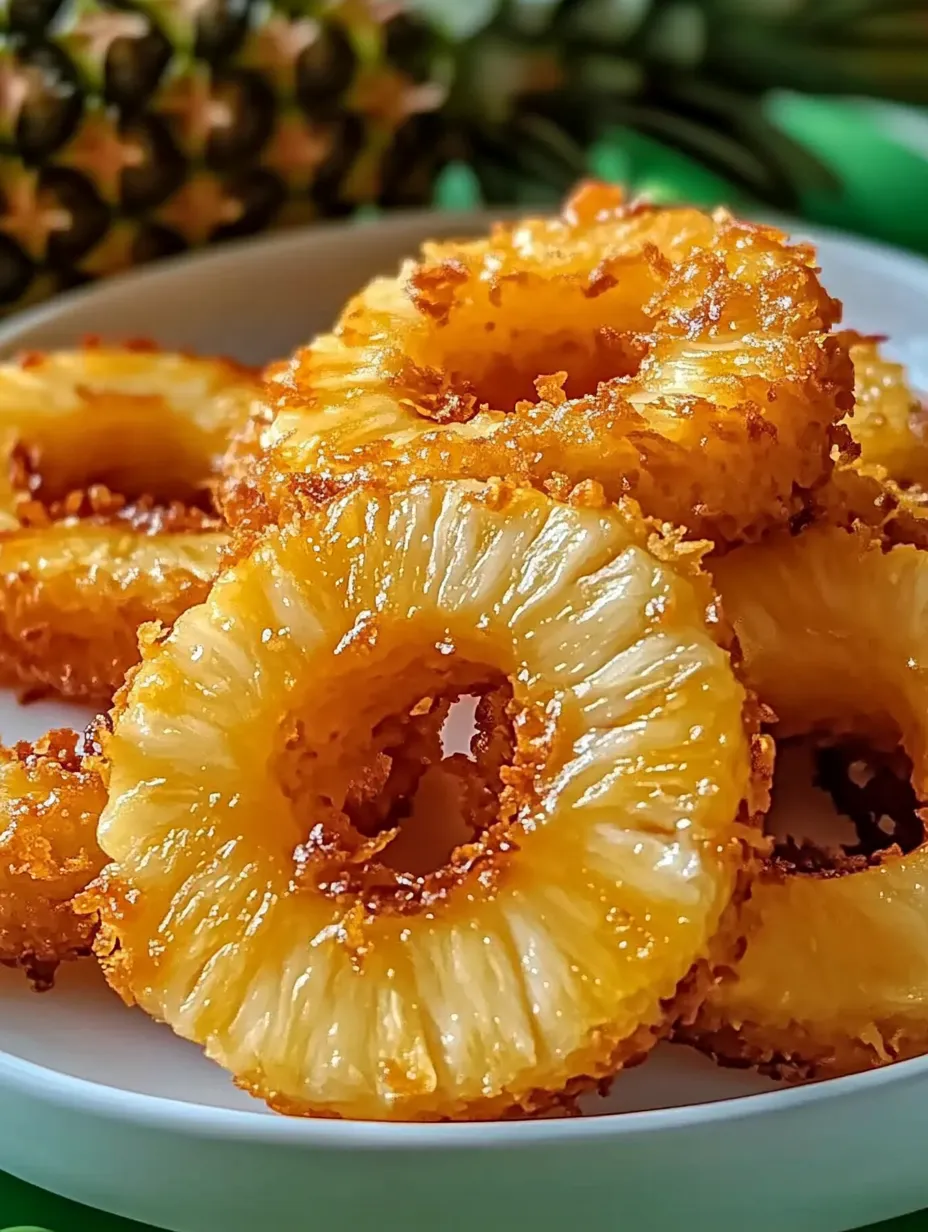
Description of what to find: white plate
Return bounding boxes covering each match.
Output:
[0,212,926,1232]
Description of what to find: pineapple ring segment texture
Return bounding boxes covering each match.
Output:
[685,520,928,1078]
[0,344,261,701]
[85,479,761,1121]
[845,335,928,487]
[0,730,106,987]
[249,182,853,545]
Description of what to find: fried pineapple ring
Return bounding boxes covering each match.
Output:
[0,660,451,985]
[80,479,765,1121]
[0,344,260,521]
[845,335,928,486]
[0,344,262,701]
[0,729,106,987]
[682,517,928,1078]
[246,183,852,545]
[0,348,258,971]
[0,503,223,703]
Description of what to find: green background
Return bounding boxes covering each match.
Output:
[432,94,928,257]
[1,1163,927,1231]
[3,92,928,1232]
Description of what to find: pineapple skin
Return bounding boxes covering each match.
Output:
[0,0,443,310]
[682,517,928,1079]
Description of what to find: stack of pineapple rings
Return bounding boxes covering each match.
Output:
[3,183,928,1120]
[0,343,263,980]
[0,344,263,704]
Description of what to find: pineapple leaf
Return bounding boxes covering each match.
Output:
[665,76,841,196]
[514,110,589,175]
[705,6,928,103]
[590,97,804,206]
[560,0,653,43]
[791,0,928,27]
[469,108,587,200]
[713,42,928,104]
[408,0,497,42]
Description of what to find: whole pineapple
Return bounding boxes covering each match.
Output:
[0,0,924,311]
[0,0,447,306]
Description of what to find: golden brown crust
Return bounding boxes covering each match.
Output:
[0,342,258,701]
[249,182,853,547]
[681,487,928,1077]
[811,461,928,549]
[0,728,107,986]
[681,1011,928,1083]
[0,514,224,705]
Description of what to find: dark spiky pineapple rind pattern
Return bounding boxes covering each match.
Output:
[0,0,446,308]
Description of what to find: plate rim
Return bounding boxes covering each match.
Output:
[2,205,928,353]
[2,208,928,1147]
[2,1042,928,1147]
[0,209,488,352]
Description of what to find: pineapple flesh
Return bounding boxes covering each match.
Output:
[255,184,852,546]
[846,336,928,488]
[81,478,763,1121]
[685,520,928,1077]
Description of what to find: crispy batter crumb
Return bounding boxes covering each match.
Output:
[251,181,853,548]
[0,729,107,986]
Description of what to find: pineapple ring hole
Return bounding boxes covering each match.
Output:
[767,734,927,876]
[12,452,220,521]
[1,345,258,520]
[375,685,515,877]
[276,657,523,900]
[430,331,647,417]
[12,484,220,533]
